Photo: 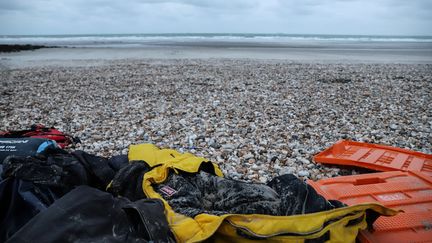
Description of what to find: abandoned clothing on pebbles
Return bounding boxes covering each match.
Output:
[153,171,345,217]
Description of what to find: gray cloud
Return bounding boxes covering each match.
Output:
[140,0,259,9]
[0,0,30,11]
[0,0,431,35]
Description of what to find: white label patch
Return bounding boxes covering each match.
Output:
[159,186,177,197]
[0,140,29,144]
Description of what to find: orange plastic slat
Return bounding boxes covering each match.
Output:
[314,140,432,176]
[407,157,423,171]
[389,153,409,169]
[360,149,386,163]
[308,171,432,243]
[350,148,372,161]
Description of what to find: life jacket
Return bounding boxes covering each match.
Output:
[128,144,398,243]
[0,125,79,148]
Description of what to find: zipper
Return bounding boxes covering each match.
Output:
[226,211,362,238]
[226,219,324,238]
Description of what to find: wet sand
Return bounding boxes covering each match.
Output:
[1,40,432,68]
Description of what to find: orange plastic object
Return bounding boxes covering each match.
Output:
[314,140,432,176]
[308,171,432,243]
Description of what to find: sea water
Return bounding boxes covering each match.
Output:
[1,33,432,47]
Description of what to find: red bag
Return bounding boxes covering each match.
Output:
[0,124,79,148]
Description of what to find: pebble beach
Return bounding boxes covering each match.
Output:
[1,59,431,182]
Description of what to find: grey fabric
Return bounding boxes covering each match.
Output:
[108,162,150,201]
[267,174,345,215]
[6,186,176,243]
[153,171,344,217]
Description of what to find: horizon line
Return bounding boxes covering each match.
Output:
[1,32,432,38]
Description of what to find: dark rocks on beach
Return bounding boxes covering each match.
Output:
[318,78,352,83]
[0,44,56,53]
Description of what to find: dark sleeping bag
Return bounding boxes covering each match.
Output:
[5,186,175,243]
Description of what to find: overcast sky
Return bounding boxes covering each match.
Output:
[0,0,431,35]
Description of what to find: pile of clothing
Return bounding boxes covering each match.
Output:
[0,126,396,242]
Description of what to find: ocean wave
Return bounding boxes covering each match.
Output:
[1,34,431,46]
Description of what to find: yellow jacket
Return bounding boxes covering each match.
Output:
[129,144,397,242]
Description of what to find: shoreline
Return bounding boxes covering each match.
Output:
[1,41,432,68]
